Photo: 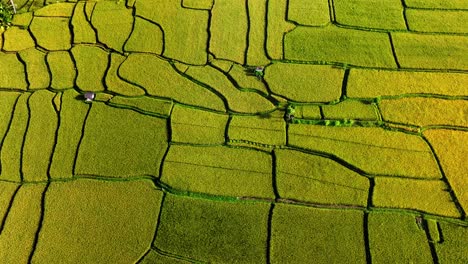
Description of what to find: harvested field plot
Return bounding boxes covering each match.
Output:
[0,0,466,262]
[161,145,273,198]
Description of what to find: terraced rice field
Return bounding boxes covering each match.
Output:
[0,0,467,263]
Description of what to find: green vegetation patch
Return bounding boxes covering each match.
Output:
[2,26,35,51]
[71,2,96,44]
[0,93,29,182]
[322,100,378,120]
[34,2,75,17]
[406,9,468,34]
[119,53,225,111]
[267,0,296,59]
[76,103,168,177]
[284,25,396,67]
[185,65,275,113]
[46,51,76,90]
[404,0,468,9]
[0,183,46,263]
[246,0,270,65]
[105,53,145,96]
[333,0,405,30]
[162,145,274,198]
[275,149,369,206]
[271,204,366,263]
[171,104,227,144]
[373,177,460,217]
[436,222,468,263]
[30,17,71,50]
[265,62,343,102]
[91,1,133,52]
[368,212,433,263]
[19,48,50,89]
[124,16,163,54]
[154,194,270,263]
[228,64,269,94]
[424,129,468,214]
[72,45,108,92]
[391,33,468,70]
[229,115,286,146]
[347,69,468,98]
[210,0,247,64]
[109,95,172,117]
[380,97,468,127]
[22,90,57,182]
[33,179,163,263]
[0,53,27,90]
[135,0,209,64]
[289,125,440,178]
[50,90,88,179]
[0,1,14,28]
[288,0,329,26]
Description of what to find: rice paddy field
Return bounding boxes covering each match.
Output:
[0,0,467,263]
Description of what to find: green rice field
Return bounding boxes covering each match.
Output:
[0,0,467,263]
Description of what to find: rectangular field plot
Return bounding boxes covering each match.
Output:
[22,90,58,182]
[246,0,270,66]
[161,145,274,198]
[287,0,329,26]
[75,103,168,177]
[406,9,468,34]
[170,105,227,144]
[154,194,270,263]
[209,0,247,64]
[391,33,468,70]
[264,63,343,103]
[404,0,468,9]
[271,204,366,263]
[322,100,378,120]
[333,0,406,30]
[32,179,163,264]
[284,25,396,68]
[275,149,369,206]
[436,222,468,263]
[228,115,286,146]
[368,212,433,263]
[380,98,468,128]
[347,69,468,98]
[373,177,460,217]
